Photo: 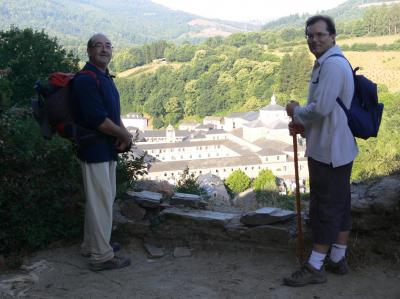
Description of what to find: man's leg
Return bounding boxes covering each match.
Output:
[81,161,114,264]
[283,158,336,287]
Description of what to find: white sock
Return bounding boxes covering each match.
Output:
[308,250,326,270]
[329,243,347,263]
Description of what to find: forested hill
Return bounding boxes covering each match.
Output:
[0,0,257,48]
[263,0,400,29]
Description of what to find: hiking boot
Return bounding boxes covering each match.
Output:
[325,257,349,275]
[81,243,121,258]
[89,256,131,271]
[283,263,327,287]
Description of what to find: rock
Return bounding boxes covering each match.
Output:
[197,174,230,204]
[351,175,400,213]
[161,208,237,226]
[120,201,146,220]
[170,193,207,208]
[135,180,174,199]
[173,247,192,258]
[232,189,258,211]
[144,243,164,258]
[126,190,162,208]
[351,174,400,231]
[240,207,296,226]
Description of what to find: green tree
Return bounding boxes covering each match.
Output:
[225,169,251,194]
[253,169,277,192]
[0,27,79,104]
[175,167,205,195]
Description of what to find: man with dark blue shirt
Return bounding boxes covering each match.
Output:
[72,33,132,271]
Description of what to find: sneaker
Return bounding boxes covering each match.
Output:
[89,256,131,271]
[283,263,327,287]
[81,243,121,258]
[325,257,349,275]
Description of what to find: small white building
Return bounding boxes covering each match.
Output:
[178,122,200,131]
[121,113,148,130]
[203,116,224,129]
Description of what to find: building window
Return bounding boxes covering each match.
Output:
[266,157,268,162]
[277,156,280,160]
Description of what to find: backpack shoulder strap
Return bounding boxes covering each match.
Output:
[77,69,100,87]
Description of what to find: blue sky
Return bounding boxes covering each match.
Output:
[152,0,347,23]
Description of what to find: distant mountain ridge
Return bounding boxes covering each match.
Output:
[0,0,257,47]
[263,0,400,29]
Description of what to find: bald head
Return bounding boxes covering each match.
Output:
[86,33,113,72]
[87,33,111,49]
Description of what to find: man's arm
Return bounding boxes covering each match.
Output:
[98,117,131,146]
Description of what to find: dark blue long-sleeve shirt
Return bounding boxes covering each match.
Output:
[71,62,121,163]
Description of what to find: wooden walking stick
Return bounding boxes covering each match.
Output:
[292,131,305,264]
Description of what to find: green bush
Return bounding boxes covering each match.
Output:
[253,169,277,192]
[175,167,206,196]
[0,108,84,255]
[116,151,148,196]
[0,108,148,256]
[225,169,251,194]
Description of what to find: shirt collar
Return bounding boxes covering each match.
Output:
[85,62,111,77]
[316,45,342,66]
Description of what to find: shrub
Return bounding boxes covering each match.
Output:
[0,108,84,255]
[253,169,277,192]
[225,169,251,194]
[0,108,148,256]
[116,150,148,196]
[174,167,206,195]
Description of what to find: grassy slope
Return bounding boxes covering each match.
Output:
[116,61,182,78]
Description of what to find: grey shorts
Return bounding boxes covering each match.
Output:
[308,158,353,245]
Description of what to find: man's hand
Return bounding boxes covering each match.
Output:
[288,121,305,137]
[286,100,299,118]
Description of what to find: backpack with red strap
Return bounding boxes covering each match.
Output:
[33,70,108,147]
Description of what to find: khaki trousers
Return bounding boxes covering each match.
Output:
[80,161,116,264]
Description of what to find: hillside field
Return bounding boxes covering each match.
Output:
[345,51,400,92]
[338,34,400,46]
[117,60,182,78]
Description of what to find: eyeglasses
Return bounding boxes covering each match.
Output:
[90,42,113,50]
[305,32,330,40]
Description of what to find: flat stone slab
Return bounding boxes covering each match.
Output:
[170,193,206,208]
[240,207,296,226]
[144,243,164,258]
[126,190,162,208]
[173,247,192,258]
[161,208,236,224]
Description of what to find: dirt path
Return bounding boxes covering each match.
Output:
[2,239,400,299]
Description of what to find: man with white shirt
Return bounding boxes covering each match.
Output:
[284,15,358,287]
